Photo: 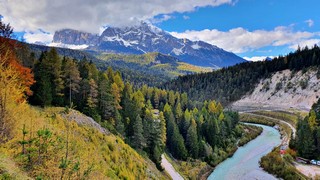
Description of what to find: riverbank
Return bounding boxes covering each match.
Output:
[240,111,314,179]
[165,123,263,180]
[239,112,292,146]
[208,124,281,179]
[260,147,308,179]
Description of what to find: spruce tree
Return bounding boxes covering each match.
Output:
[132,115,145,150]
[186,119,199,158]
[98,72,115,121]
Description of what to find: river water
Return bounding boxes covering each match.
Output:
[208,124,281,180]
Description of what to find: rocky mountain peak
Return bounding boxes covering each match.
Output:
[53,23,245,68]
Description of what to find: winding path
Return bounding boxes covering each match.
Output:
[161,154,184,180]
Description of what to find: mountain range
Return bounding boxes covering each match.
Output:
[53,22,245,68]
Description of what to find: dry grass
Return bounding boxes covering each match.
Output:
[164,153,209,180]
[0,105,166,179]
[177,62,212,73]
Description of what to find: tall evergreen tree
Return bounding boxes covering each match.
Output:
[47,48,64,105]
[98,72,115,121]
[132,115,145,150]
[62,57,81,106]
[186,119,199,158]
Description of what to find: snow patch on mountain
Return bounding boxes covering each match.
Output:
[172,48,183,55]
[191,43,201,50]
[53,22,245,67]
[49,42,89,50]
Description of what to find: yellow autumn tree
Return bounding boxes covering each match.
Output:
[308,110,318,129]
[0,54,27,142]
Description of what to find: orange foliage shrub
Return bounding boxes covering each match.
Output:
[0,37,35,97]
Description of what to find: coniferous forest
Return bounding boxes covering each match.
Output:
[165,45,320,105]
[0,20,249,176]
[3,16,320,179]
[26,47,244,167]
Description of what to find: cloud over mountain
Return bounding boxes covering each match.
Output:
[170,26,319,53]
[0,0,233,33]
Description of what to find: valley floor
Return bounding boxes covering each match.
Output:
[237,107,320,179]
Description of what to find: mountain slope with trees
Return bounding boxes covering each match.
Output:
[25,43,211,87]
[164,45,320,106]
[233,67,320,110]
[0,20,257,179]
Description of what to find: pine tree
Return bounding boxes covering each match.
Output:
[182,109,191,139]
[32,56,52,107]
[186,119,199,158]
[180,93,188,109]
[152,145,162,169]
[172,126,187,160]
[152,89,160,109]
[143,109,154,152]
[115,110,125,136]
[174,102,183,126]
[111,83,122,110]
[98,72,115,121]
[159,112,167,147]
[168,91,175,106]
[308,110,318,129]
[297,119,316,158]
[132,115,145,150]
[47,48,64,105]
[84,79,100,121]
[62,57,81,106]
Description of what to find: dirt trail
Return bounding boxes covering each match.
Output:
[161,154,184,180]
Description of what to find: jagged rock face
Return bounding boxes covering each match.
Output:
[53,29,99,45]
[53,23,245,67]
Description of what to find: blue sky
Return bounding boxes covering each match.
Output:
[1,0,319,61]
[157,0,320,60]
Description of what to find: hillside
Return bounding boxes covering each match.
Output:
[53,22,245,68]
[233,68,320,111]
[0,33,248,179]
[0,105,166,179]
[96,52,212,77]
[26,43,210,86]
[165,46,320,106]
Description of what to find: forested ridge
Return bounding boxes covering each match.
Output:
[164,45,320,105]
[25,43,210,87]
[0,20,254,179]
[27,47,244,167]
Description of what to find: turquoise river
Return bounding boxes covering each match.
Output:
[208,124,281,180]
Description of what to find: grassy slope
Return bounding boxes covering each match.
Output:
[97,52,212,76]
[0,104,166,179]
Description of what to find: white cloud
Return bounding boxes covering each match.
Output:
[243,56,274,62]
[150,15,173,24]
[170,26,317,53]
[183,15,190,20]
[0,0,233,34]
[289,39,320,50]
[23,31,53,44]
[305,19,314,27]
